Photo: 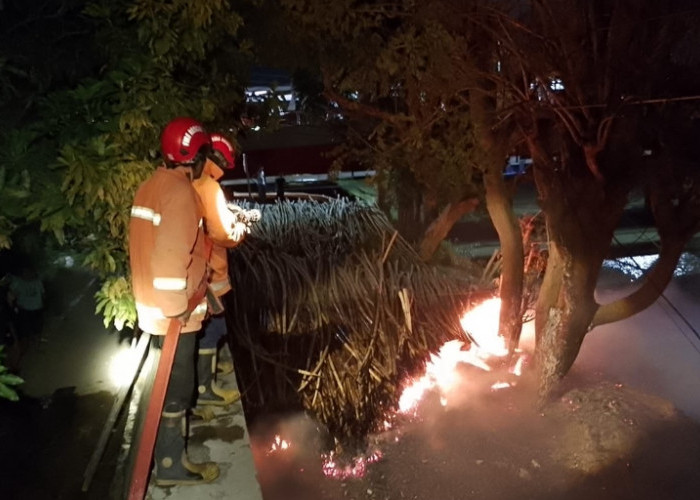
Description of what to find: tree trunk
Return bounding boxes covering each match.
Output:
[534,240,563,346]
[469,79,523,355]
[535,244,602,402]
[483,168,524,354]
[418,198,479,261]
[396,169,424,244]
[529,142,628,401]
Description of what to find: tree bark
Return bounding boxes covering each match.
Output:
[591,239,686,327]
[534,240,563,346]
[418,198,479,261]
[535,245,602,402]
[483,168,524,354]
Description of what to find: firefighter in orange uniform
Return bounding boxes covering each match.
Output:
[191,133,251,412]
[128,117,219,486]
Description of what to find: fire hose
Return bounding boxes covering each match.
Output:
[126,317,181,500]
[127,285,212,500]
[127,207,259,499]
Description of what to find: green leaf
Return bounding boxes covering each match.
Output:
[0,384,19,401]
[0,373,24,386]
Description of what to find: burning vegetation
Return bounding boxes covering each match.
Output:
[224,199,491,449]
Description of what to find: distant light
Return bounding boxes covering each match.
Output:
[252,126,261,131]
[550,78,565,91]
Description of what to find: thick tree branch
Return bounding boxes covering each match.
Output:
[591,238,686,327]
[418,198,479,261]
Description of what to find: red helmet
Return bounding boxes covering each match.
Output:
[161,117,210,165]
[210,133,236,169]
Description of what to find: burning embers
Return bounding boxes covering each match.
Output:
[265,298,528,479]
[320,449,383,480]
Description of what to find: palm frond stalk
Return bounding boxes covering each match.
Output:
[225,199,483,444]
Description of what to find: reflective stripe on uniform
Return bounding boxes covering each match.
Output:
[131,206,162,226]
[153,277,187,291]
[136,300,207,320]
[136,303,168,320]
[209,279,230,293]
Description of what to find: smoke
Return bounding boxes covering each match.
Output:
[249,412,339,500]
[577,255,700,422]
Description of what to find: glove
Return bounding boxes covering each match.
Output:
[230,221,249,242]
[226,203,261,225]
[243,208,261,223]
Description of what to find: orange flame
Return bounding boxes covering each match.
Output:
[268,434,291,454]
[398,298,525,413]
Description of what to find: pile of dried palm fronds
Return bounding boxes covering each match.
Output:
[225,199,482,442]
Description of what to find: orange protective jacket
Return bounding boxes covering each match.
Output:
[192,159,245,297]
[129,167,209,334]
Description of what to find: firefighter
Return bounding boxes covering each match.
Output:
[191,132,249,413]
[128,116,219,486]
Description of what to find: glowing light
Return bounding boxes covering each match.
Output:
[268,435,291,454]
[398,340,482,413]
[510,355,525,377]
[321,450,383,480]
[397,298,526,413]
[460,298,508,357]
[491,381,512,391]
[108,346,140,388]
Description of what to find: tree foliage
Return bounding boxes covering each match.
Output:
[0,346,23,401]
[0,0,253,329]
[283,0,483,238]
[283,0,700,398]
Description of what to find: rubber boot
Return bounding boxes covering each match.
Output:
[216,343,235,376]
[153,404,219,486]
[191,406,217,423]
[197,348,240,406]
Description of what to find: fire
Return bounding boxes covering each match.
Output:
[263,298,529,481]
[459,298,508,357]
[321,450,383,480]
[398,298,525,413]
[267,434,291,455]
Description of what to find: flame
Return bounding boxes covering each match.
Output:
[262,298,531,482]
[398,298,526,413]
[398,339,489,413]
[267,434,291,455]
[459,298,508,357]
[510,354,525,377]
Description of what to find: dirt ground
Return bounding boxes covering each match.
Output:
[251,256,700,500]
[3,253,700,500]
[4,349,699,500]
[252,368,700,500]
